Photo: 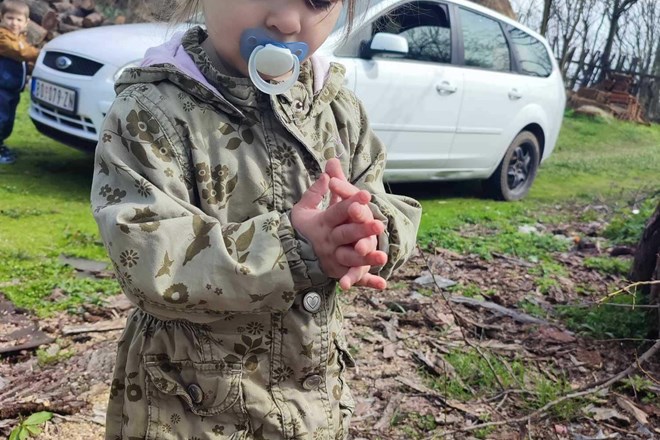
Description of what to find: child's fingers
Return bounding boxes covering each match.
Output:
[325,158,347,181]
[326,161,349,206]
[329,177,360,200]
[354,273,387,290]
[355,235,379,256]
[347,202,374,224]
[335,246,387,267]
[323,193,371,228]
[330,221,382,246]
[296,174,330,210]
[339,266,369,290]
[330,192,342,206]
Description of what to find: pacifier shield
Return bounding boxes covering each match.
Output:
[240,28,309,95]
[240,28,309,63]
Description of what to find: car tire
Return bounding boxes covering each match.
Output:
[485,131,540,201]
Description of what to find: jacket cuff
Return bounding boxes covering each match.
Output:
[278,212,328,290]
[368,201,390,275]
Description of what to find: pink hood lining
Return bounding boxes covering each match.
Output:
[140,32,332,97]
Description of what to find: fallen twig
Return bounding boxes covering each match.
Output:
[373,393,403,431]
[491,252,535,267]
[598,280,660,304]
[433,338,660,436]
[61,319,126,336]
[52,412,106,427]
[448,296,550,326]
[396,377,482,418]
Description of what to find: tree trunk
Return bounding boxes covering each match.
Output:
[599,0,641,82]
[540,0,552,37]
[641,40,660,122]
[630,201,660,334]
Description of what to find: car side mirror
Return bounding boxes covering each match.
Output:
[360,33,409,59]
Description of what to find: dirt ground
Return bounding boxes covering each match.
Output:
[1,217,659,439]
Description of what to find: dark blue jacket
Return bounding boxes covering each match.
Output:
[0,56,26,92]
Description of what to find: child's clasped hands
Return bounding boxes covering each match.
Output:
[291,158,388,291]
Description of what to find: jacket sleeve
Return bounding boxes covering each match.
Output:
[0,32,39,62]
[91,91,315,322]
[347,95,422,279]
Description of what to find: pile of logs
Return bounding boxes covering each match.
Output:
[570,73,648,124]
[6,0,125,46]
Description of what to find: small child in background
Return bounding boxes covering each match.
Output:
[0,0,39,164]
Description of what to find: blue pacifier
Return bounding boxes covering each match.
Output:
[240,28,309,95]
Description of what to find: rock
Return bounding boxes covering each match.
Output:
[413,272,456,288]
[574,105,614,121]
[518,225,539,234]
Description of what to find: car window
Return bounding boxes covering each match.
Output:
[459,8,511,72]
[371,1,452,64]
[507,27,552,77]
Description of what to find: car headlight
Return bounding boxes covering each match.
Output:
[113,60,142,81]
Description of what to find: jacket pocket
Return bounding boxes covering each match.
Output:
[144,354,243,417]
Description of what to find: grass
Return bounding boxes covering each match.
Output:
[0,93,118,316]
[583,256,631,276]
[415,111,660,244]
[423,348,582,421]
[617,375,659,405]
[603,197,658,245]
[1,94,659,318]
[556,292,649,339]
[407,111,659,340]
[429,348,527,400]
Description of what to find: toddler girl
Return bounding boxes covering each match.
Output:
[91,0,421,438]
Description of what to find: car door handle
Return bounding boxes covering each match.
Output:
[436,81,457,95]
[508,89,523,100]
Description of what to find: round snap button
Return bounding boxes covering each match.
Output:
[302,291,322,313]
[187,383,204,405]
[293,100,305,113]
[302,374,323,391]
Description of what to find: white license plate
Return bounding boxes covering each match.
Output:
[32,79,77,113]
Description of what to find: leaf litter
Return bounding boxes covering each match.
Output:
[0,215,658,439]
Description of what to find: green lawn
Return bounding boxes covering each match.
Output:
[1,94,659,315]
[0,94,114,315]
[416,112,660,237]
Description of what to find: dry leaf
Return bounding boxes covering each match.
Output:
[616,395,649,425]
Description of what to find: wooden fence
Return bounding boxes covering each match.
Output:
[559,49,660,122]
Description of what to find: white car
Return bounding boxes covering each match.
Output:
[29,0,565,200]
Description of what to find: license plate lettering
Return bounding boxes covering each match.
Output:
[32,79,76,113]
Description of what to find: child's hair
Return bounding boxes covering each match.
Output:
[170,0,363,38]
[1,0,30,18]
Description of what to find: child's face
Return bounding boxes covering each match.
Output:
[201,0,343,76]
[1,11,28,35]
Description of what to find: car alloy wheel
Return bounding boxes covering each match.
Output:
[485,131,540,201]
[507,145,533,191]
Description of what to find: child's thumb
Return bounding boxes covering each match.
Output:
[297,173,329,209]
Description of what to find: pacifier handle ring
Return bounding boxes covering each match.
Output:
[248,45,300,95]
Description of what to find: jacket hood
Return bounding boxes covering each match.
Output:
[115,31,241,116]
[115,28,343,117]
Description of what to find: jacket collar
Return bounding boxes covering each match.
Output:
[116,27,346,120]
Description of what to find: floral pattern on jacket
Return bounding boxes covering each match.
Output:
[92,27,421,440]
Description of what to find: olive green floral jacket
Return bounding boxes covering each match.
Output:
[91,28,421,440]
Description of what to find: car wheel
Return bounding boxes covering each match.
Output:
[485,131,540,201]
